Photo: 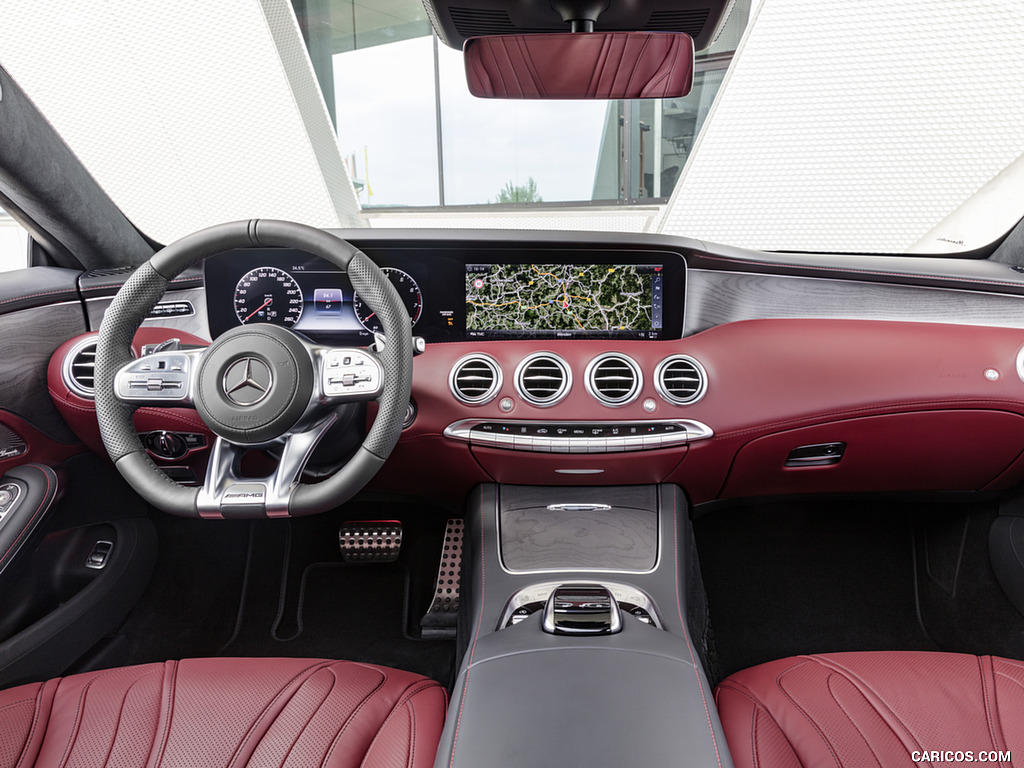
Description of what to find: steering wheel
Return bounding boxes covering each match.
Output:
[93,220,413,518]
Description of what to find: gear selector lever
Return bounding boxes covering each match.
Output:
[542,584,622,635]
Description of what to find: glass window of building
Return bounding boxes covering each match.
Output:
[0,207,28,272]
[300,0,750,208]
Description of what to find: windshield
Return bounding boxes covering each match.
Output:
[0,0,1021,254]
[327,1,744,210]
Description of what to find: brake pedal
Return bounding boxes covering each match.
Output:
[338,521,402,563]
[421,519,464,638]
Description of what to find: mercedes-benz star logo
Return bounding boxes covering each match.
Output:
[222,357,273,406]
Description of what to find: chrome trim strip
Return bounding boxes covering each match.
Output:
[442,418,713,453]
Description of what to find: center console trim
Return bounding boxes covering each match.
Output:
[496,489,662,577]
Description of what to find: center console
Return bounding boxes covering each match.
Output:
[433,483,733,768]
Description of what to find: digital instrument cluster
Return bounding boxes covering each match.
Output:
[204,246,686,344]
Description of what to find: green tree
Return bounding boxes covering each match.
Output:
[495,177,542,203]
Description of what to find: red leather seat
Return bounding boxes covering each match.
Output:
[0,657,446,768]
[715,652,1024,768]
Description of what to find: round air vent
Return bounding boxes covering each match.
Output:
[514,352,571,407]
[585,353,642,407]
[62,337,99,398]
[449,353,502,405]
[655,355,707,405]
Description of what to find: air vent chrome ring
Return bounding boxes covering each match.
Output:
[654,354,707,405]
[584,353,643,407]
[61,336,100,399]
[449,353,502,405]
[514,352,572,407]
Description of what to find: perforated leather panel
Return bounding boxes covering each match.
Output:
[716,652,1024,768]
[0,658,446,768]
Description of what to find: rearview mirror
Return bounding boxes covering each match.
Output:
[464,32,694,100]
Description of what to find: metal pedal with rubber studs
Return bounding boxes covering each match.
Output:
[421,519,464,637]
[338,521,402,563]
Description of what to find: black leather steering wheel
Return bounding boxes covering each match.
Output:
[93,220,413,518]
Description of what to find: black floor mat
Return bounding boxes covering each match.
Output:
[914,504,1024,660]
[108,503,456,686]
[222,560,452,683]
[694,498,939,680]
[218,505,455,685]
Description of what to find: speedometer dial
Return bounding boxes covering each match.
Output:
[353,268,423,333]
[233,267,304,327]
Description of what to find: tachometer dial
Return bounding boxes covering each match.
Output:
[353,268,423,333]
[233,267,304,327]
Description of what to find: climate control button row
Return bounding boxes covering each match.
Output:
[442,419,712,453]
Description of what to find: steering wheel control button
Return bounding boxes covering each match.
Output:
[222,357,273,406]
[444,419,713,453]
[321,349,383,399]
[115,353,194,403]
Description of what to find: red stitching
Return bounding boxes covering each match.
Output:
[825,670,891,766]
[0,289,77,307]
[150,660,179,768]
[86,277,197,290]
[697,253,1024,291]
[449,493,486,768]
[672,485,723,768]
[322,668,390,767]
[714,397,1024,441]
[977,656,1005,760]
[357,681,441,768]
[12,684,48,768]
[0,464,54,568]
[226,660,334,768]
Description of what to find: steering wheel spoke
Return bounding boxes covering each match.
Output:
[113,349,205,407]
[196,412,339,517]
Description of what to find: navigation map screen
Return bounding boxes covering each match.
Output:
[465,262,664,339]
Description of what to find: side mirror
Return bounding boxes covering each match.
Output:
[464,31,694,100]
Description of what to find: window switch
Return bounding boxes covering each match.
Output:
[86,540,114,570]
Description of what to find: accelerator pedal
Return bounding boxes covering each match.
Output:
[421,519,464,638]
[338,521,402,563]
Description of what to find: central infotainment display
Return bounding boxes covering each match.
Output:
[204,245,684,344]
[465,262,665,340]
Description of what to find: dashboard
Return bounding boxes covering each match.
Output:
[203,246,686,344]
[45,230,1024,509]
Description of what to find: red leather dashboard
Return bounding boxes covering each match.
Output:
[47,319,1024,505]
